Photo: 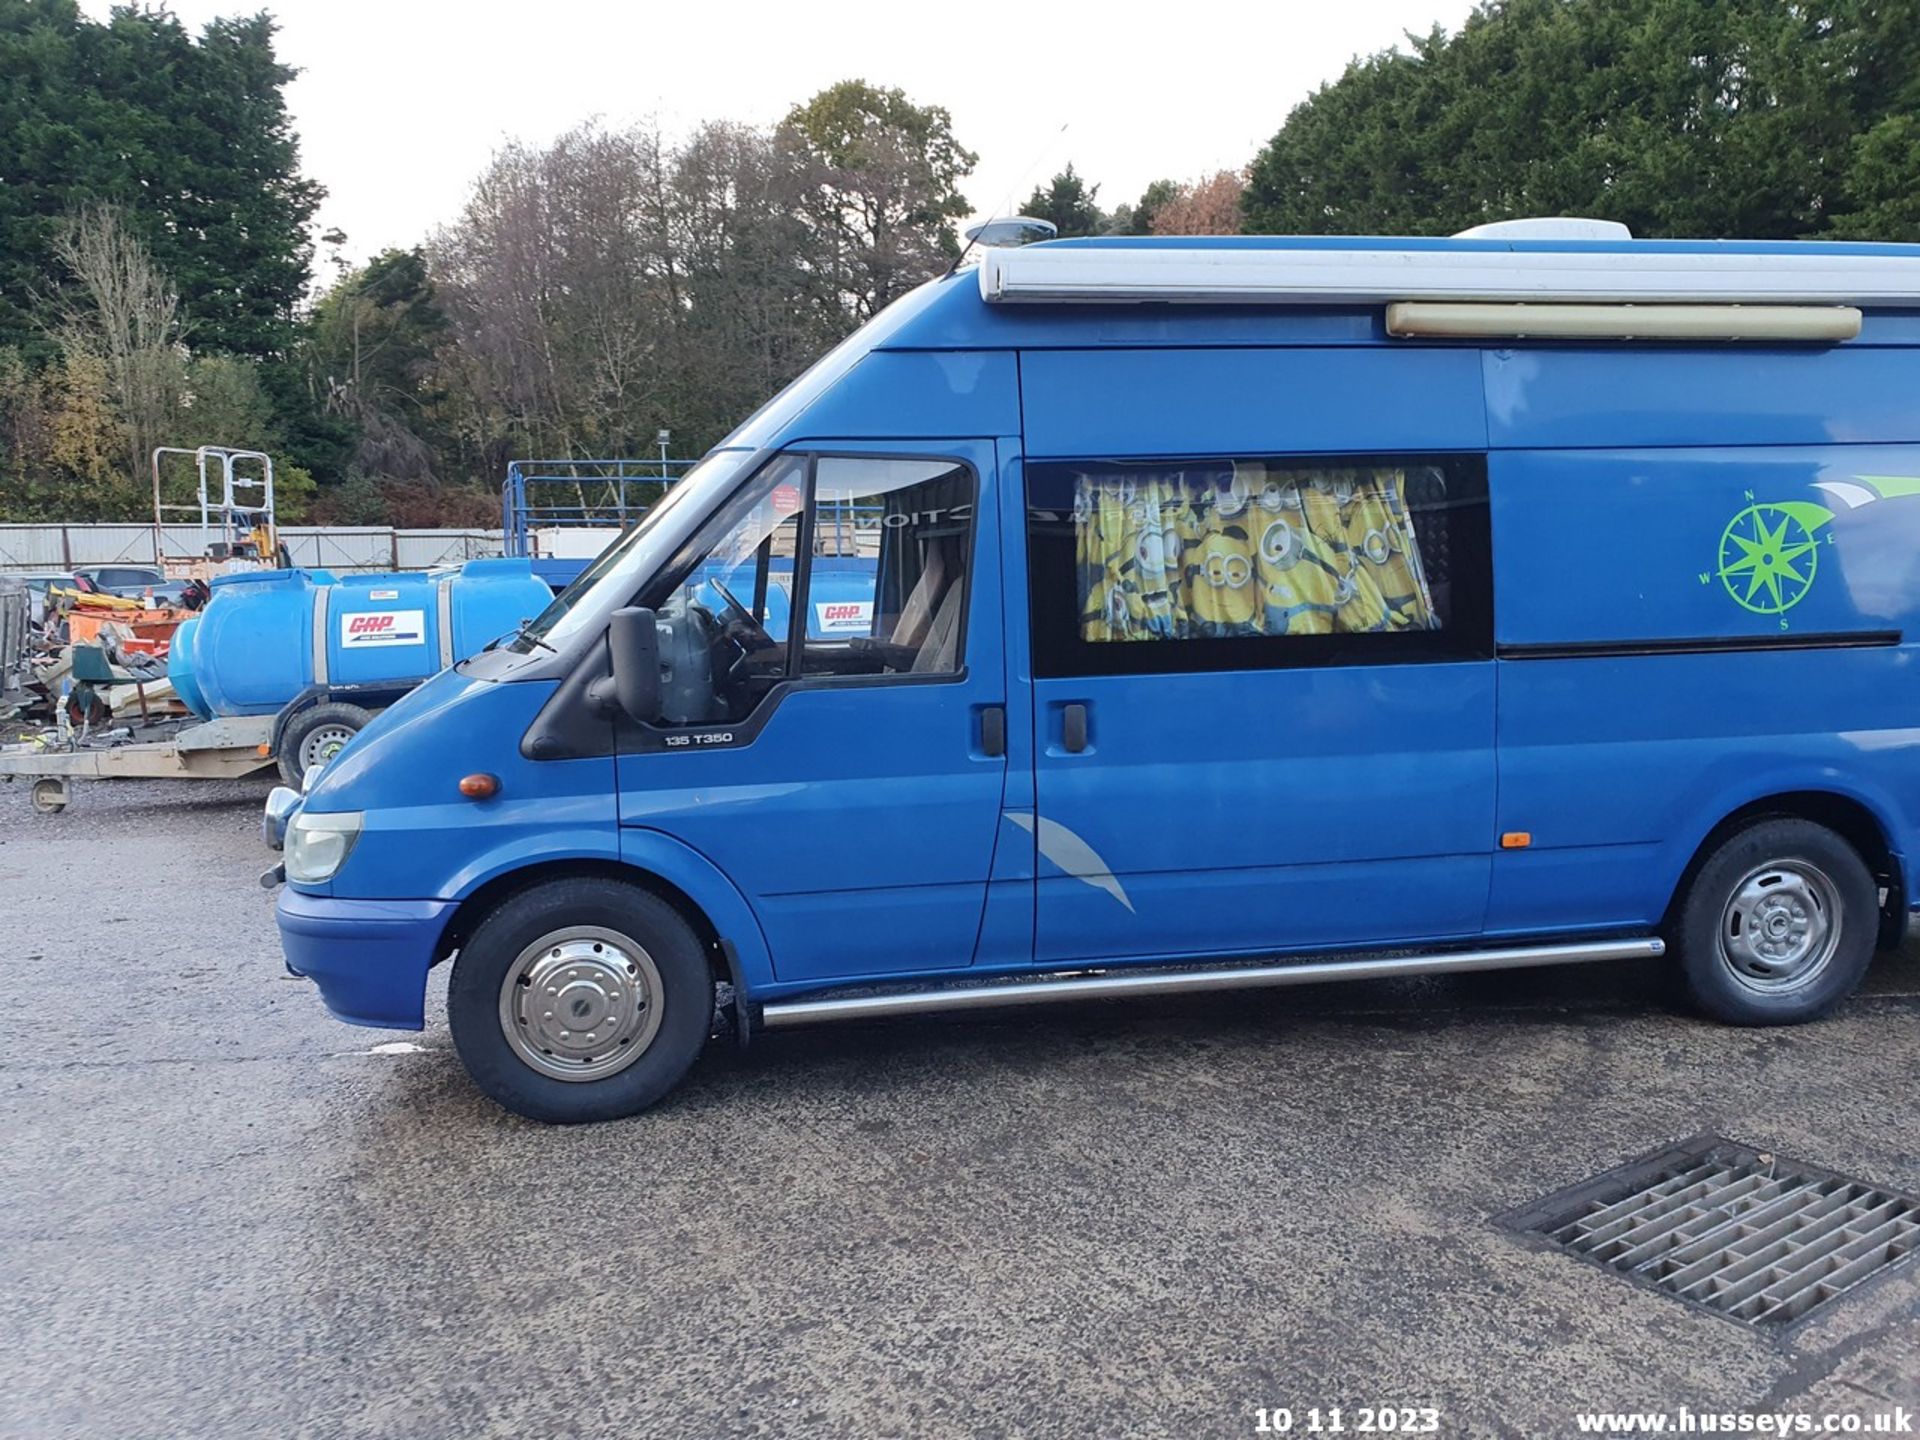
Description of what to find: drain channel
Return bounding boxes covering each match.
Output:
[1501,1136,1920,1327]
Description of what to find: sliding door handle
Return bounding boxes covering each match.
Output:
[1062,702,1088,754]
[980,705,1006,757]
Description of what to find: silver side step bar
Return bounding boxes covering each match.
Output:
[759,937,1665,1030]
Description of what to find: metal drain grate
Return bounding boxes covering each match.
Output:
[1501,1137,1920,1328]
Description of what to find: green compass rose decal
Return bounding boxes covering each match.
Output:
[1705,476,1920,625]
[1716,502,1826,614]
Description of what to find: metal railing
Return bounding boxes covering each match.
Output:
[501,458,699,556]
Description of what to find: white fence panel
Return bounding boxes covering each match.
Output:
[0,526,68,569]
[0,524,508,573]
[393,530,504,570]
[70,525,167,565]
[280,527,394,572]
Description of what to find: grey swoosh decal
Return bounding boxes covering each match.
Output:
[1006,811,1135,913]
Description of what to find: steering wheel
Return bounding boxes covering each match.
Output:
[704,576,775,652]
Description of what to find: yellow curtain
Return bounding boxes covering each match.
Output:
[1075,462,1438,642]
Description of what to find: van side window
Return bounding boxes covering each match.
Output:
[798,456,973,679]
[647,452,811,726]
[1026,455,1490,678]
[644,453,974,726]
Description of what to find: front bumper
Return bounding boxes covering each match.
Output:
[276,888,456,1030]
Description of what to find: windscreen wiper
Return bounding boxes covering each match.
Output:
[511,619,556,654]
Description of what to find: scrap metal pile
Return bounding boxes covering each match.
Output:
[1,578,211,794]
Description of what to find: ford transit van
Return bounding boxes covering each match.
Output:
[264,223,1920,1122]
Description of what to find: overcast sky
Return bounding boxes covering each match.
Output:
[84,0,1477,267]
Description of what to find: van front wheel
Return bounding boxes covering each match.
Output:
[449,879,710,1123]
[1674,818,1876,1026]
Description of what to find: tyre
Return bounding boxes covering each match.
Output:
[1673,818,1876,1025]
[277,702,374,786]
[448,878,711,1123]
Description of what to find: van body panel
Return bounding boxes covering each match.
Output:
[1484,347,1920,449]
[1488,440,1920,932]
[296,669,622,903]
[1027,663,1497,963]
[1490,650,1920,930]
[613,437,1013,984]
[772,350,1019,440]
[1490,446,1920,645]
[1020,348,1487,458]
[616,827,777,991]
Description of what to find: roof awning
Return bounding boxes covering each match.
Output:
[977,244,1920,308]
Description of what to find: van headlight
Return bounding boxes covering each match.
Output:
[284,810,363,884]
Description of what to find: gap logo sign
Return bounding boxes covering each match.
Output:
[813,600,875,635]
[341,609,427,648]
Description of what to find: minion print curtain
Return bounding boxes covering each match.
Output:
[1075,462,1439,642]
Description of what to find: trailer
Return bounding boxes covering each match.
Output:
[1,714,275,813]
[1,675,421,815]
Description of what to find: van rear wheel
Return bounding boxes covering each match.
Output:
[449,879,710,1123]
[1674,818,1876,1025]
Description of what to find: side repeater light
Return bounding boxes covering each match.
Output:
[459,773,500,800]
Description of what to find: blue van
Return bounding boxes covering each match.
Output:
[264,220,1920,1123]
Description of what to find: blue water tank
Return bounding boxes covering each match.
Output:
[170,560,552,718]
[168,616,211,719]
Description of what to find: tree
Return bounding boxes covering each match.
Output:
[1023,164,1104,237]
[306,248,450,482]
[0,1,321,358]
[779,81,977,320]
[665,120,844,444]
[432,122,680,469]
[0,345,135,519]
[1150,172,1247,236]
[1107,179,1180,236]
[1242,0,1920,242]
[44,204,183,488]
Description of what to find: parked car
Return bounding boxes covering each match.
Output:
[73,564,163,595]
[71,564,192,606]
[264,219,1920,1124]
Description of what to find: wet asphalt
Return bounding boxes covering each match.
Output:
[3,774,1918,1439]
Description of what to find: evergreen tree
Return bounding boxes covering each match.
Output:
[1243,0,1920,242]
[1022,164,1104,237]
[0,0,321,357]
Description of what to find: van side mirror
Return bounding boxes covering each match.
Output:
[596,606,662,724]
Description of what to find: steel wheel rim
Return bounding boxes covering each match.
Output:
[1719,859,1842,995]
[299,724,357,774]
[498,925,663,1082]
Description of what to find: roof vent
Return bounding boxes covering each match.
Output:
[1454,217,1633,241]
[963,215,1058,249]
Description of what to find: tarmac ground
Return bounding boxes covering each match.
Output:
[3,773,1918,1438]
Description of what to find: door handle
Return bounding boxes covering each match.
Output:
[980,704,1006,757]
[1062,702,1088,754]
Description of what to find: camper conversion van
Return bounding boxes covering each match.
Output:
[263,222,1920,1122]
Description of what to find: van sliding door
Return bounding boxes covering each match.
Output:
[1016,348,1497,966]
